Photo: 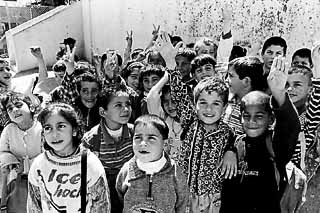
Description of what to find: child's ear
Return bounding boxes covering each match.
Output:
[99,107,106,117]
[243,77,252,89]
[29,104,35,113]
[268,113,275,126]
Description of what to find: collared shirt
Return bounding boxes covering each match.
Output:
[82,121,134,173]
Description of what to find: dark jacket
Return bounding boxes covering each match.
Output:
[220,94,300,213]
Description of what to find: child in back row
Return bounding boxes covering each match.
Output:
[116,114,189,213]
[220,56,300,213]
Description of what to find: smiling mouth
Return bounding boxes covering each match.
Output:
[52,140,63,144]
[14,114,22,119]
[139,150,149,154]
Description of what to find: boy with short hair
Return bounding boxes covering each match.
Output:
[82,86,134,213]
[155,31,237,212]
[116,114,189,213]
[223,56,267,135]
[220,56,300,213]
[291,48,313,69]
[286,64,320,176]
[175,48,196,83]
[261,36,287,75]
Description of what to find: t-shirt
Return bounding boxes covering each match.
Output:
[27,148,111,213]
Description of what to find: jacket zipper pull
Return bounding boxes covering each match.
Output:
[147,174,154,201]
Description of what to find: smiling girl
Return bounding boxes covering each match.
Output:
[27,103,110,212]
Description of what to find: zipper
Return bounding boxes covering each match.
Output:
[146,174,154,201]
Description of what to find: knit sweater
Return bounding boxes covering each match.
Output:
[0,121,42,161]
[27,148,110,213]
[116,154,189,213]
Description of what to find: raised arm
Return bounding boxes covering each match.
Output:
[268,56,300,166]
[30,46,48,82]
[217,4,233,64]
[123,30,133,67]
[146,71,168,117]
[154,31,195,127]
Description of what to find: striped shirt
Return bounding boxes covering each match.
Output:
[291,79,320,168]
[82,120,134,174]
[222,95,244,136]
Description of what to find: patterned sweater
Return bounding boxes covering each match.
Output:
[27,148,110,213]
[169,68,235,195]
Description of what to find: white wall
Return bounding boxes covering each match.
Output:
[6,2,84,72]
[82,0,320,62]
[82,0,179,61]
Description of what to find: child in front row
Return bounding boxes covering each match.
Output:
[220,56,300,213]
[116,114,189,213]
[27,103,110,212]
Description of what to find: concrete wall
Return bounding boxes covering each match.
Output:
[6,1,83,72]
[82,0,179,60]
[82,0,320,62]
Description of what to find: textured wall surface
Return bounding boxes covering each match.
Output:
[83,0,320,61]
[176,0,320,58]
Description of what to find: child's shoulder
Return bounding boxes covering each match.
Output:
[82,124,101,140]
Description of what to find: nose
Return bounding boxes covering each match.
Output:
[140,140,147,147]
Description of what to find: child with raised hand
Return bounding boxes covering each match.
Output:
[82,85,134,213]
[146,71,182,160]
[27,103,110,212]
[220,56,300,213]
[155,31,237,212]
[116,114,189,213]
[0,91,42,174]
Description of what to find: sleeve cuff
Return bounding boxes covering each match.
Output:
[222,30,232,40]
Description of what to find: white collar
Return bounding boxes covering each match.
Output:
[136,153,166,174]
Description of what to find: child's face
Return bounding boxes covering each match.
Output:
[175,56,191,78]
[126,68,140,92]
[194,63,216,82]
[226,66,245,96]
[143,74,160,93]
[54,70,65,84]
[197,44,216,58]
[100,95,132,130]
[262,45,285,70]
[148,53,165,67]
[42,112,75,156]
[291,56,312,69]
[0,64,12,87]
[196,90,225,131]
[286,73,311,108]
[6,100,32,124]
[242,104,272,138]
[79,81,99,109]
[133,123,164,163]
[162,92,177,118]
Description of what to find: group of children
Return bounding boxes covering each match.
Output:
[0,5,319,213]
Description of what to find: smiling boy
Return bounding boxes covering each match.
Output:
[82,87,134,213]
